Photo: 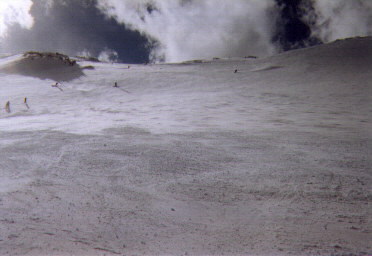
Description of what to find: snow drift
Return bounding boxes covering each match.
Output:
[0,51,84,82]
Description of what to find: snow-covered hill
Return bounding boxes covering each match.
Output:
[0,37,371,136]
[0,37,371,255]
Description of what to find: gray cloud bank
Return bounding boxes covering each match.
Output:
[0,0,371,63]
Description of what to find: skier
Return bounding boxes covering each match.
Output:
[234,69,238,73]
[113,82,130,93]
[51,82,63,91]
[5,101,10,113]
[24,97,30,109]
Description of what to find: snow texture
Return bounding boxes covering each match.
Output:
[0,36,371,255]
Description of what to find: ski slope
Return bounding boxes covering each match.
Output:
[0,37,371,255]
[0,38,371,136]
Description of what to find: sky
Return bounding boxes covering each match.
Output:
[0,0,371,63]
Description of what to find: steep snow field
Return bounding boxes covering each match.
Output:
[0,37,371,255]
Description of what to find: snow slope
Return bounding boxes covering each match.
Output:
[0,37,371,136]
[0,37,371,255]
[0,38,371,136]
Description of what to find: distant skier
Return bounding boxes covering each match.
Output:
[234,69,238,73]
[24,97,30,109]
[113,81,130,93]
[51,82,63,91]
[5,101,10,113]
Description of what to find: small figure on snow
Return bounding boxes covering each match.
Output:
[113,82,130,93]
[234,69,238,73]
[5,101,10,113]
[51,82,63,91]
[24,97,30,109]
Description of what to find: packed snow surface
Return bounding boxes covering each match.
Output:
[0,37,371,255]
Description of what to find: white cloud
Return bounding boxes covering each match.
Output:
[311,0,372,42]
[98,48,119,62]
[97,0,277,62]
[0,0,34,38]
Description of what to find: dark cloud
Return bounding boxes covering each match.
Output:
[273,0,322,51]
[1,0,152,63]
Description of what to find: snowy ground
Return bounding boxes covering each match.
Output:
[0,37,371,255]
